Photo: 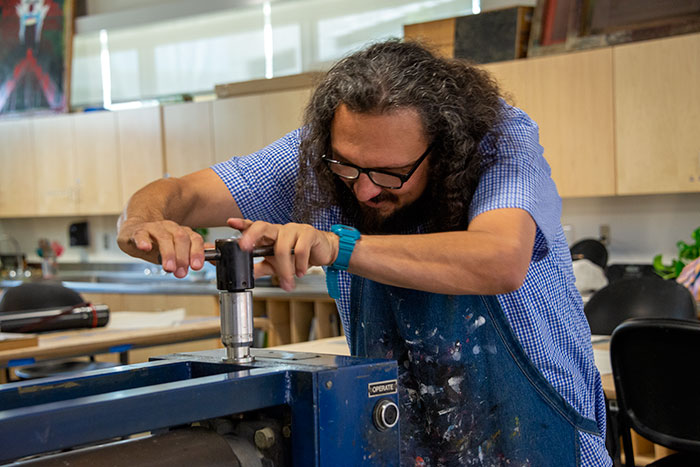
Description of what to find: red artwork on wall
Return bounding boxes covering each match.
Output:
[0,0,73,116]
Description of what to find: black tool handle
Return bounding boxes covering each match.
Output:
[203,245,292,261]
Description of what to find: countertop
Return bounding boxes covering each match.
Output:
[0,274,331,299]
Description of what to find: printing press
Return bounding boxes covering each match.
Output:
[0,239,400,466]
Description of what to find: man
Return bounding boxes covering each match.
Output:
[118,40,611,466]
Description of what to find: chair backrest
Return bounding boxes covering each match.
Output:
[570,238,608,269]
[584,276,697,335]
[0,282,84,313]
[610,318,700,454]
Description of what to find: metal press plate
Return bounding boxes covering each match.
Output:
[252,349,320,361]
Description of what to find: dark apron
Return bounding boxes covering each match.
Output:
[349,276,600,467]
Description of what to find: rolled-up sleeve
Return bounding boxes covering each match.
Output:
[211,129,303,225]
[469,105,562,261]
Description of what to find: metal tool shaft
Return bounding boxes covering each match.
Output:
[205,240,292,364]
[219,291,254,363]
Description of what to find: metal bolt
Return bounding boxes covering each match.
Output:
[211,419,235,435]
[254,427,276,450]
[282,425,292,438]
[325,380,333,389]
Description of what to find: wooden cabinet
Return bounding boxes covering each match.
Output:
[260,87,311,142]
[9,108,163,218]
[117,107,165,200]
[33,112,123,216]
[33,114,77,216]
[73,112,122,214]
[0,120,36,217]
[213,94,266,163]
[483,48,616,198]
[613,33,700,195]
[212,87,310,164]
[163,101,214,177]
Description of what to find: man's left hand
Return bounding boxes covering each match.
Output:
[227,218,339,291]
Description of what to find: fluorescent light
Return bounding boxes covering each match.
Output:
[99,29,112,108]
[263,2,273,79]
[105,99,160,111]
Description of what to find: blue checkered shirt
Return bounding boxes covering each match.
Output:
[212,103,611,466]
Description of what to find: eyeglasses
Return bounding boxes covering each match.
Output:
[322,143,434,189]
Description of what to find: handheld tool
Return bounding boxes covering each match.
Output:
[205,238,286,363]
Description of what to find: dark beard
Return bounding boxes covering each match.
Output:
[334,180,436,234]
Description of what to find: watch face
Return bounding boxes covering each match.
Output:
[332,224,361,238]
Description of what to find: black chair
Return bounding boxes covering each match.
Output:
[584,276,697,336]
[0,281,85,313]
[571,238,608,269]
[611,318,700,467]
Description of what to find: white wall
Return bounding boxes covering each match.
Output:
[0,216,240,265]
[562,193,700,264]
[2,192,698,266]
[0,216,126,264]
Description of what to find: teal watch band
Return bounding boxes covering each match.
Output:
[326,224,361,299]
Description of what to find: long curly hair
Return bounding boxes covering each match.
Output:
[294,39,504,232]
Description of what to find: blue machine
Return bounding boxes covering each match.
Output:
[0,348,399,466]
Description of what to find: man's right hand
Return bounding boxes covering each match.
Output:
[117,219,205,278]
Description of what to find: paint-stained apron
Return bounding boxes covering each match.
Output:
[350,276,600,466]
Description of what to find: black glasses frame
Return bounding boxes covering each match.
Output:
[322,142,434,189]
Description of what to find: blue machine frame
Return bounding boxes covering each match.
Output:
[0,348,399,466]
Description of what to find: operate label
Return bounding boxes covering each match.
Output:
[368,379,397,397]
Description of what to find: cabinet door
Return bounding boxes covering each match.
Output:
[260,87,311,143]
[483,48,616,197]
[212,94,266,163]
[614,33,700,195]
[0,120,36,217]
[163,101,214,177]
[117,107,165,199]
[33,114,76,216]
[73,111,122,214]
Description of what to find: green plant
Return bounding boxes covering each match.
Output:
[193,227,209,240]
[653,227,700,279]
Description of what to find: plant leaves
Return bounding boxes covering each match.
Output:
[654,227,700,280]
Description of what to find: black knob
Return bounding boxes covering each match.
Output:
[373,398,399,431]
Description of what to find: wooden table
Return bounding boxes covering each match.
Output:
[592,340,616,398]
[275,337,619,396]
[0,314,265,383]
[272,336,350,355]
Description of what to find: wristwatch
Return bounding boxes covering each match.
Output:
[326,224,361,299]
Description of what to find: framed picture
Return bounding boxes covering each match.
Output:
[0,0,75,116]
[528,0,575,57]
[528,0,700,57]
[575,0,700,47]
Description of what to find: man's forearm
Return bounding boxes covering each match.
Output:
[347,209,536,296]
[119,178,189,228]
[349,232,527,295]
[119,168,242,230]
